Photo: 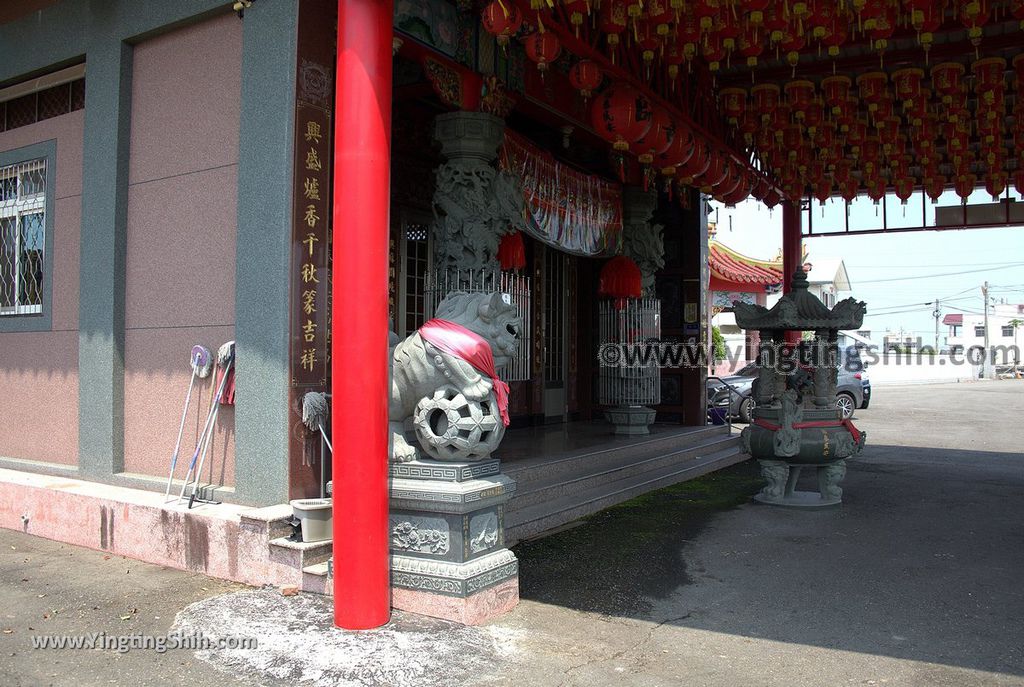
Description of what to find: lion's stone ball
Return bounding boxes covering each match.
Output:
[413,386,505,462]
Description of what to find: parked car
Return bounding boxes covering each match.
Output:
[708,348,869,422]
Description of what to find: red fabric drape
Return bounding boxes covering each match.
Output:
[419,319,510,426]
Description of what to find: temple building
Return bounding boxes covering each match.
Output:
[2,0,1023,628]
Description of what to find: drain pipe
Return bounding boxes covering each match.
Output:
[332,0,393,630]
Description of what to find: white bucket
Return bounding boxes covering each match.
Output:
[289,498,332,543]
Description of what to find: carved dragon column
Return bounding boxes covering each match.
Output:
[430,111,511,275]
[621,187,663,297]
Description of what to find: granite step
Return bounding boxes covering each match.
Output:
[505,444,748,546]
[501,424,731,489]
[268,536,333,569]
[507,434,741,512]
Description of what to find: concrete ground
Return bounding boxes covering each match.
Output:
[1,380,1022,686]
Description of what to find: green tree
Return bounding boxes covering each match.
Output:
[712,325,727,362]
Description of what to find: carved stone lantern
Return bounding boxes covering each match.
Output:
[733,268,867,507]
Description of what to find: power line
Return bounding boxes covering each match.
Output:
[852,263,1024,284]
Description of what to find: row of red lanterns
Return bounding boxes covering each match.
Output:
[588,82,780,206]
[485,0,1018,88]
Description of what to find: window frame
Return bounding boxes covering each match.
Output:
[1001,324,1014,337]
[974,325,986,338]
[0,140,56,333]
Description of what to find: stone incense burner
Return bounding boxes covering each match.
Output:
[734,268,867,507]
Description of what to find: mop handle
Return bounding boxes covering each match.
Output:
[187,358,234,507]
[164,358,200,501]
[177,357,233,504]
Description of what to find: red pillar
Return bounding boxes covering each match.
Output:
[781,200,802,344]
[332,0,393,630]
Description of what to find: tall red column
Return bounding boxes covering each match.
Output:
[332,0,393,630]
[781,200,802,344]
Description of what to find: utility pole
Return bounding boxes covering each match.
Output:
[933,298,940,353]
[982,281,991,379]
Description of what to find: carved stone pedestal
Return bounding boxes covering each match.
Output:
[753,459,847,508]
[604,406,657,435]
[388,458,519,625]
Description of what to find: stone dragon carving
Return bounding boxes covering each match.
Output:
[623,220,665,297]
[431,161,526,273]
[389,291,521,463]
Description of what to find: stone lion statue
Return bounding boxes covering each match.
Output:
[390,291,522,462]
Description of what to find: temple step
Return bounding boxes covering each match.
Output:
[504,439,747,546]
[507,433,741,512]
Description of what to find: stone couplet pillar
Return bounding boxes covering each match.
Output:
[387,457,519,625]
[430,111,510,274]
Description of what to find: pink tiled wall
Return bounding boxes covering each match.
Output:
[122,13,242,485]
[0,111,84,466]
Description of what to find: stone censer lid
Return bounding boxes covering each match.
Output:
[733,268,866,332]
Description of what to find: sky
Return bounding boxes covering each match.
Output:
[708,191,1024,346]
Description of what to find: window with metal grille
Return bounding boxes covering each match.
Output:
[402,222,430,336]
[1002,325,1014,337]
[0,158,46,316]
[975,325,986,338]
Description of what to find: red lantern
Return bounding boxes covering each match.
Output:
[678,138,712,181]
[894,176,915,205]
[695,149,729,189]
[497,231,526,271]
[891,68,923,110]
[738,24,765,68]
[1014,169,1024,199]
[751,84,780,124]
[779,32,805,71]
[955,173,977,202]
[821,76,851,116]
[822,10,849,58]
[656,120,696,172]
[599,0,629,55]
[763,187,783,208]
[702,30,727,72]
[973,57,1006,98]
[664,45,686,91]
[785,80,816,120]
[720,88,747,126]
[569,60,603,98]
[590,84,653,151]
[631,106,674,164]
[523,31,561,72]
[857,72,888,112]
[764,2,788,44]
[565,0,591,37]
[481,1,523,46]
[924,174,947,203]
[959,0,990,46]
[598,256,642,300]
[647,0,674,37]
[866,177,887,205]
[931,62,964,105]
[986,171,1008,200]
[1013,53,1024,87]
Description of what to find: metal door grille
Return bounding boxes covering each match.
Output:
[425,268,532,382]
[543,249,566,385]
[0,158,46,316]
[599,298,662,407]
